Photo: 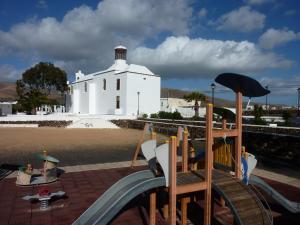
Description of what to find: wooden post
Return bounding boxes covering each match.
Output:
[235,92,242,179]
[169,136,177,225]
[163,202,169,220]
[189,147,197,171]
[204,104,213,225]
[151,132,157,140]
[131,123,149,167]
[181,129,189,225]
[150,192,156,225]
[220,121,227,207]
[222,118,227,129]
[182,130,189,172]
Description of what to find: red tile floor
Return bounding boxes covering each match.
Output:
[0,167,299,225]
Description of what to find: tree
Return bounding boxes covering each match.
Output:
[282,111,292,126]
[253,104,266,125]
[183,92,206,117]
[16,62,68,114]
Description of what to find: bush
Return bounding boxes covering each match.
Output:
[158,111,173,119]
[157,111,183,120]
[150,113,159,118]
[172,110,183,120]
[142,113,148,119]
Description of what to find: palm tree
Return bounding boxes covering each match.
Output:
[183,92,206,117]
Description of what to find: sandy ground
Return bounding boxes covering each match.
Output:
[0,127,166,167]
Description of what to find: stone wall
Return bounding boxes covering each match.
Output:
[0,120,72,127]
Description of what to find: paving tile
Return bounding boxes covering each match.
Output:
[1,164,300,225]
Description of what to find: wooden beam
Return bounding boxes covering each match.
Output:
[181,129,189,225]
[182,130,189,173]
[149,192,156,225]
[235,92,242,179]
[168,136,177,225]
[204,103,213,225]
[176,182,207,195]
[212,129,238,138]
[131,123,149,167]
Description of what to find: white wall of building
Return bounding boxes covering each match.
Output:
[0,102,14,116]
[126,73,160,116]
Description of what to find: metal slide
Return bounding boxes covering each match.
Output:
[72,170,166,225]
[249,175,300,213]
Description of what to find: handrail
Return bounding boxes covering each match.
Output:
[249,184,273,225]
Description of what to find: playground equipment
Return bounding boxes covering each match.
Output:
[16,150,59,186]
[73,73,277,225]
[131,123,155,167]
[131,123,185,168]
[22,187,65,211]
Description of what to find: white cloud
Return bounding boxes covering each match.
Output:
[129,36,292,78]
[245,0,275,5]
[0,65,21,81]
[198,8,207,18]
[259,28,300,49]
[214,6,266,33]
[0,0,192,77]
[36,0,48,9]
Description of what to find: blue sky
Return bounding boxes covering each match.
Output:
[0,0,300,105]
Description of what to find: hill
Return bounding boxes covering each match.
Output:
[161,87,235,107]
[0,82,17,101]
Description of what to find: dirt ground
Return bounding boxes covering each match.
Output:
[0,127,166,167]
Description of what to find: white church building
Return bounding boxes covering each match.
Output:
[68,46,161,116]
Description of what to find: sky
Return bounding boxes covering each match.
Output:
[0,0,300,105]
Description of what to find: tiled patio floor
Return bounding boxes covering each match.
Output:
[0,166,299,225]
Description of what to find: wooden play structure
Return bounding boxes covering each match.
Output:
[73,73,274,225]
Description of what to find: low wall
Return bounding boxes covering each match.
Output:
[0,120,72,127]
[111,119,300,167]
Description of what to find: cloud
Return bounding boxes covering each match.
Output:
[129,36,292,79]
[244,0,275,5]
[259,28,300,49]
[260,76,300,96]
[0,0,192,77]
[198,8,207,18]
[285,9,296,16]
[0,65,21,81]
[213,6,266,33]
[36,0,48,9]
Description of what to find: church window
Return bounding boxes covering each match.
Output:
[103,79,106,90]
[116,96,120,109]
[84,82,88,92]
[116,79,120,90]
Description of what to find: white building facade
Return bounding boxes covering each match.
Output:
[0,101,16,116]
[68,46,161,116]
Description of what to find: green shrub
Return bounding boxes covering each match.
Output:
[172,110,183,120]
[150,113,159,118]
[157,111,183,120]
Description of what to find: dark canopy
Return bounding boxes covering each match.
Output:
[215,73,270,97]
[213,107,236,122]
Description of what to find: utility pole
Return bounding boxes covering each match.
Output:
[211,83,215,105]
[137,91,140,116]
[297,88,300,117]
[265,85,268,115]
